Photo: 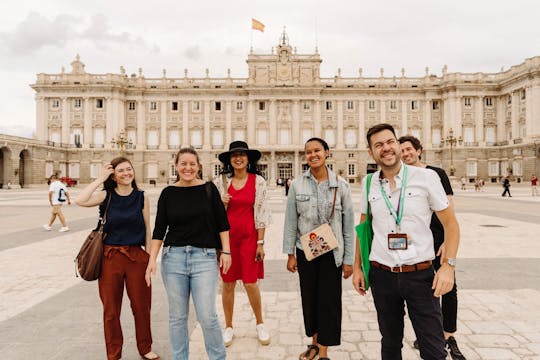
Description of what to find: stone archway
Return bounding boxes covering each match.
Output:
[0,147,12,188]
[19,149,31,188]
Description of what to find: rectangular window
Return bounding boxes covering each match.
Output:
[521,89,526,100]
[215,101,222,111]
[233,129,245,141]
[348,163,356,176]
[127,130,136,147]
[513,159,522,176]
[150,101,157,111]
[236,101,243,111]
[70,129,82,146]
[485,127,496,144]
[411,129,421,139]
[212,129,224,147]
[128,101,136,110]
[507,95,512,104]
[192,101,200,111]
[170,164,178,179]
[147,130,159,148]
[171,101,178,111]
[169,130,180,148]
[324,129,336,147]
[488,161,499,176]
[389,100,397,110]
[411,100,418,110]
[302,128,313,144]
[68,162,80,178]
[346,101,354,110]
[345,129,357,147]
[303,101,311,110]
[368,100,375,110]
[258,101,266,111]
[190,130,202,148]
[463,127,474,144]
[464,97,471,107]
[51,99,60,108]
[501,160,508,176]
[90,163,101,179]
[45,162,54,178]
[485,97,493,107]
[257,129,268,145]
[96,99,104,109]
[279,129,290,145]
[432,100,440,110]
[213,164,222,177]
[147,163,158,179]
[74,99,82,108]
[432,129,441,146]
[93,128,104,145]
[325,101,333,110]
[466,161,477,177]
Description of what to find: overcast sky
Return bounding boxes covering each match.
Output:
[1,0,539,138]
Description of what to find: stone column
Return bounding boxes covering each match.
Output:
[225,100,232,145]
[293,100,301,146]
[35,96,47,141]
[401,100,408,135]
[106,97,114,148]
[294,151,299,177]
[454,95,462,139]
[160,100,168,149]
[511,91,519,141]
[525,85,540,138]
[270,151,276,185]
[247,100,255,143]
[423,99,432,147]
[137,100,146,148]
[83,97,92,148]
[379,99,386,123]
[496,96,506,143]
[358,100,366,148]
[203,100,211,149]
[314,100,322,137]
[269,100,277,146]
[116,97,125,134]
[182,100,189,147]
[61,97,69,144]
[337,100,344,149]
[475,96,484,144]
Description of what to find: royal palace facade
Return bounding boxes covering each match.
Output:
[1,33,540,187]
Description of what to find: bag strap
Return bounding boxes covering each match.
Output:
[100,192,112,225]
[365,173,373,219]
[328,174,339,221]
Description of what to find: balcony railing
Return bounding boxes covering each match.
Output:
[146,145,159,150]
[90,144,104,148]
[168,145,180,150]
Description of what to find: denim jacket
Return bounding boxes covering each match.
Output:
[282,167,355,267]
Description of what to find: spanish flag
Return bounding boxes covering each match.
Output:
[251,18,265,32]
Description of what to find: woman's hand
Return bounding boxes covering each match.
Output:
[220,253,232,274]
[145,258,156,287]
[255,245,265,262]
[221,193,232,207]
[99,163,114,183]
[286,254,297,273]
[342,264,353,279]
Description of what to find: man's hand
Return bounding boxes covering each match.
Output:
[432,263,455,297]
[352,267,367,296]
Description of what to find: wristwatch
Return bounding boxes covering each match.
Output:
[442,258,456,267]
[257,240,265,245]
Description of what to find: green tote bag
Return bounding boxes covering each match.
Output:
[355,173,373,290]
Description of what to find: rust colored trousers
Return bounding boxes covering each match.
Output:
[98,245,152,360]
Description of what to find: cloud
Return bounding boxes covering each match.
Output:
[184,45,201,61]
[0,11,159,56]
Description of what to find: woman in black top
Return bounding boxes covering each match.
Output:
[76,157,159,360]
[145,147,231,360]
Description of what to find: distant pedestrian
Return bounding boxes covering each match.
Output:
[502,176,512,197]
[460,177,466,190]
[479,178,485,192]
[474,179,480,192]
[531,175,538,196]
[6,181,11,189]
[43,174,71,232]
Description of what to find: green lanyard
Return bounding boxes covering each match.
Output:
[379,165,408,232]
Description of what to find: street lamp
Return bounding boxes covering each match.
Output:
[445,128,462,176]
[110,130,133,154]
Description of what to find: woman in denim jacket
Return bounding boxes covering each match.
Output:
[283,137,355,360]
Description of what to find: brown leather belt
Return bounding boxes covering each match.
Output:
[370,260,432,273]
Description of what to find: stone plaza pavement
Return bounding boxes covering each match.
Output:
[1,182,540,359]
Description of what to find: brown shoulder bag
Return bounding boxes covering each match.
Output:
[74,192,112,281]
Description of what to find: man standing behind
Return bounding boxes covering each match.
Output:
[43,174,71,232]
[400,135,466,360]
[531,175,538,196]
[352,124,460,360]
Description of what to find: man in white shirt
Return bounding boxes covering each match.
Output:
[352,124,460,360]
[43,174,71,232]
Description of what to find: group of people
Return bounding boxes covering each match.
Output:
[73,123,465,360]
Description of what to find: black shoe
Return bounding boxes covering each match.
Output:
[446,336,466,360]
[413,340,419,350]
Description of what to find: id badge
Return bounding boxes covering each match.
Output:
[388,233,408,250]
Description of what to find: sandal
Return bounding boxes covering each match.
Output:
[299,344,319,360]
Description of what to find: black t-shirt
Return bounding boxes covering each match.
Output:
[426,165,453,249]
[152,182,230,248]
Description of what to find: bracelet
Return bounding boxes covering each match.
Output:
[221,251,231,255]
[257,240,265,245]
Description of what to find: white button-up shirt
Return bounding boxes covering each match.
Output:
[359,163,449,267]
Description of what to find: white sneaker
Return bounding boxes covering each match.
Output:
[43,225,52,231]
[256,323,270,345]
[223,327,234,347]
[59,227,69,232]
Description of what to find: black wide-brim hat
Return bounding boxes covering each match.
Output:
[218,141,261,163]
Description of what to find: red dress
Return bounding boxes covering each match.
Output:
[221,173,264,283]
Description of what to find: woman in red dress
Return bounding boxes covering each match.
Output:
[215,141,272,347]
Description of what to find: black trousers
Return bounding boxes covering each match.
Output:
[433,251,458,333]
[502,187,511,196]
[297,249,342,346]
[370,266,447,360]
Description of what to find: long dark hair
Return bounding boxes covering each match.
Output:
[175,147,202,181]
[103,157,139,192]
[219,157,262,178]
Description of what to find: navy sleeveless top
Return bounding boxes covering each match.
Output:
[100,189,146,246]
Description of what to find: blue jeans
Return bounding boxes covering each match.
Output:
[161,246,226,360]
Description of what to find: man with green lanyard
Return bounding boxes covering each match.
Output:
[352,123,460,360]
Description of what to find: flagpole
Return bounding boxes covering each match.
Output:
[250,27,253,53]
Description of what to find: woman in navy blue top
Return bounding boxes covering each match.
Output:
[76,157,159,360]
